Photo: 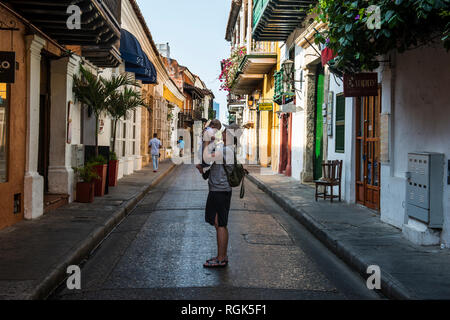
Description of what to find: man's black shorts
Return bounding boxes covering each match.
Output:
[205,191,232,227]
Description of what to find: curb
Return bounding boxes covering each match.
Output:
[30,163,177,300]
[247,173,415,300]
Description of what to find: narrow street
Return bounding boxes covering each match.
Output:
[52,165,380,300]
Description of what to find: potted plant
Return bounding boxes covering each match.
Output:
[109,151,119,187]
[90,155,108,197]
[106,87,146,186]
[74,163,99,203]
[73,65,137,157]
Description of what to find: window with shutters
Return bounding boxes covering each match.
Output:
[335,94,345,153]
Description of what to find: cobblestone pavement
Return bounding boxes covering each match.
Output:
[247,166,450,300]
[52,165,381,300]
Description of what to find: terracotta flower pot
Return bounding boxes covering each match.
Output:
[76,182,95,203]
[109,160,119,187]
[94,164,107,197]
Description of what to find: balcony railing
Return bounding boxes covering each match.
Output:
[253,0,270,29]
[232,41,277,54]
[252,0,316,41]
[251,41,277,54]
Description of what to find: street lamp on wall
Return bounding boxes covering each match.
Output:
[282,59,295,82]
[281,59,295,94]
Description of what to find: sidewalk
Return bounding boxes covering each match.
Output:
[0,161,176,300]
[247,166,450,300]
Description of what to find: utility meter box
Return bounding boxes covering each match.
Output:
[406,152,444,229]
[71,145,85,169]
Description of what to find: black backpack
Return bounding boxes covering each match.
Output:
[223,149,248,198]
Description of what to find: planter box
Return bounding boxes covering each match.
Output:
[109,160,119,187]
[76,182,95,203]
[94,164,107,197]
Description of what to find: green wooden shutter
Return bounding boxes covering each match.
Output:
[335,94,345,153]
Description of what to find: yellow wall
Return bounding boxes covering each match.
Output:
[259,52,279,167]
[0,8,27,229]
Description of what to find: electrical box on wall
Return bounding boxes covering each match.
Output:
[406,152,444,229]
[71,145,85,169]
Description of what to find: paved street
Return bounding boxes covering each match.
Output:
[52,165,381,300]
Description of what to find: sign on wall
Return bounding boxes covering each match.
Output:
[0,52,15,84]
[327,92,334,136]
[258,103,273,111]
[380,113,390,163]
[344,73,378,97]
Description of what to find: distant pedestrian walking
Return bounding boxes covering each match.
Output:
[149,133,162,172]
[202,125,237,268]
[178,136,185,158]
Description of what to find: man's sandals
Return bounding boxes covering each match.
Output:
[203,257,228,268]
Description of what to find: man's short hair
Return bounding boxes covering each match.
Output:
[153,133,158,138]
[209,119,222,130]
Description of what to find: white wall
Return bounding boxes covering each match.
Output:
[326,77,356,203]
[291,44,305,181]
[381,46,450,244]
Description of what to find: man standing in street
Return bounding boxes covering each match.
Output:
[202,125,235,268]
[149,133,162,173]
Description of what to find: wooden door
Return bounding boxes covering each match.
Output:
[355,88,381,210]
[38,57,51,193]
[314,70,325,180]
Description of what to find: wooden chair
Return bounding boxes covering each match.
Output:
[315,160,343,202]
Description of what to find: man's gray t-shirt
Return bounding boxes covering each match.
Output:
[149,138,161,156]
[208,145,234,192]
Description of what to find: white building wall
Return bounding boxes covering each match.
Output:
[97,67,142,177]
[326,77,356,203]
[380,46,450,245]
[291,45,304,181]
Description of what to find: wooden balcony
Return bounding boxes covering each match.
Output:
[228,41,277,95]
[4,0,122,67]
[253,0,316,41]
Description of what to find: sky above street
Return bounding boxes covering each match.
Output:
[136,0,230,122]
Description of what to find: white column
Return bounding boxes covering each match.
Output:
[24,35,46,220]
[48,56,78,201]
[240,7,245,47]
[247,0,253,53]
[134,106,142,171]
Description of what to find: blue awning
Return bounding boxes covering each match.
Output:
[120,29,157,84]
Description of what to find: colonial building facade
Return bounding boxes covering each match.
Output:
[0,0,121,229]
[223,0,450,247]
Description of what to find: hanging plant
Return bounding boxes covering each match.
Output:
[219,46,247,92]
[312,0,450,73]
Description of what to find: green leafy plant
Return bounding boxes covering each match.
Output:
[110,151,118,161]
[107,87,146,154]
[73,64,138,157]
[89,155,107,166]
[312,0,450,73]
[167,110,174,121]
[73,163,99,183]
